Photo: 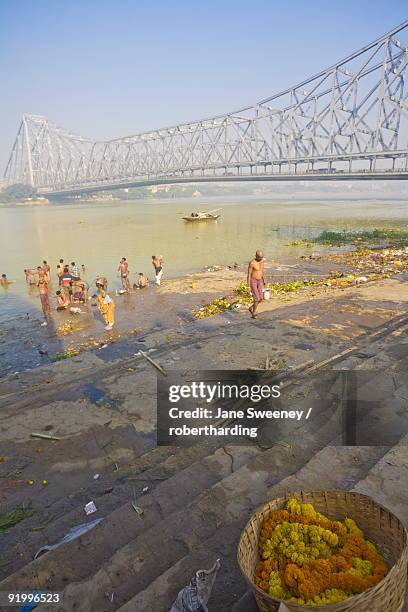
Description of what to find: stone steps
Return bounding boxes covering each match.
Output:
[4,397,402,612]
[27,406,346,611]
[0,441,261,603]
[231,436,408,612]
[117,446,389,612]
[2,319,407,612]
[0,359,346,607]
[2,437,237,580]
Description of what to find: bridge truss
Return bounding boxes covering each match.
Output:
[3,21,408,196]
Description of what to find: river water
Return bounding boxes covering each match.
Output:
[0,197,407,324]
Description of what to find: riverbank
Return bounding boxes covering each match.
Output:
[2,242,408,375]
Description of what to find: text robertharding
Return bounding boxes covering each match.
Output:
[166,382,312,439]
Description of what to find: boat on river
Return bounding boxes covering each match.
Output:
[182,209,221,222]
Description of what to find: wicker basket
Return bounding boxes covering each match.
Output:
[237,490,408,612]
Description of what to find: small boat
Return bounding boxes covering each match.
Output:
[182,209,221,222]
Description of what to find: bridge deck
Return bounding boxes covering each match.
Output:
[40,171,408,198]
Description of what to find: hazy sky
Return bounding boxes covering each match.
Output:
[1,1,407,172]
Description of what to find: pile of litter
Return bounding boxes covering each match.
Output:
[327,246,408,276]
[192,246,408,319]
[193,279,322,319]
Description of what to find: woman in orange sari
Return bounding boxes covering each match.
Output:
[97,289,115,331]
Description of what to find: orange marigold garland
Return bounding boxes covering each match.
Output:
[254,498,388,605]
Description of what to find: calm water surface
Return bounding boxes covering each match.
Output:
[0,197,407,323]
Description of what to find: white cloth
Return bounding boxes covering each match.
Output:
[155,269,163,285]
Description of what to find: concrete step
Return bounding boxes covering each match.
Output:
[0,422,155,580]
[231,591,259,612]
[117,445,388,612]
[353,435,408,526]
[230,436,408,612]
[0,442,260,602]
[54,406,348,611]
[3,323,406,611]
[0,368,344,607]
[0,435,224,581]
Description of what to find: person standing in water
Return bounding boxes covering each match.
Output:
[24,269,36,285]
[37,270,51,318]
[118,257,130,292]
[60,266,73,303]
[97,288,115,331]
[152,255,163,286]
[42,261,51,282]
[70,262,80,281]
[247,250,266,319]
[56,264,63,285]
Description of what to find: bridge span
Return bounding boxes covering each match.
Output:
[40,170,408,198]
[4,20,408,196]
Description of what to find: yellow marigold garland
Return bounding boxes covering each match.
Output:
[254,498,388,605]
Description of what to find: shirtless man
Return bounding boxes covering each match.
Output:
[56,290,69,310]
[1,274,9,287]
[152,255,163,286]
[24,269,36,285]
[136,272,148,289]
[118,257,130,292]
[247,250,266,319]
[56,264,63,284]
[42,260,51,282]
[37,273,51,317]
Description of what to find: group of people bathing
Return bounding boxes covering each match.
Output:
[6,249,263,332]
[20,254,164,331]
[117,255,164,292]
[23,260,89,319]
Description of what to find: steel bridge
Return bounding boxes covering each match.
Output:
[4,21,408,197]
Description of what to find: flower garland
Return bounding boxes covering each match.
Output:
[254,498,388,605]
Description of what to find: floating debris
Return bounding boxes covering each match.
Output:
[309,228,408,246]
